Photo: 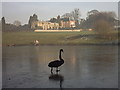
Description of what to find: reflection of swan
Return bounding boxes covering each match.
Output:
[49,73,64,89]
[48,49,64,73]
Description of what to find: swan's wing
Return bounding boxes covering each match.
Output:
[48,60,60,67]
[49,60,59,64]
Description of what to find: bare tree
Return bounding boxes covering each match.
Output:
[2,17,5,31]
[87,9,99,17]
[62,13,72,19]
[72,8,81,28]
[62,8,81,28]
[28,14,38,28]
[82,10,116,29]
[13,20,21,26]
[72,8,81,21]
[94,19,114,39]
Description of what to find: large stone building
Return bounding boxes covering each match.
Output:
[31,21,59,30]
[60,20,75,29]
[30,15,76,30]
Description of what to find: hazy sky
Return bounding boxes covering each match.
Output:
[2,2,118,25]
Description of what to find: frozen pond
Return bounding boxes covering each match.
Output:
[2,45,118,88]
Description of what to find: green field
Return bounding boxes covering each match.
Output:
[2,31,119,46]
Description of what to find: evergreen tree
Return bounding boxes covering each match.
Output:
[2,17,5,31]
[28,14,38,28]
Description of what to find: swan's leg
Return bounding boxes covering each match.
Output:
[51,67,53,73]
[56,67,58,72]
[56,67,60,72]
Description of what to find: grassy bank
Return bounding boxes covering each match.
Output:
[2,31,119,46]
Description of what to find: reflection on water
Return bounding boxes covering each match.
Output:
[2,45,118,88]
[49,72,64,89]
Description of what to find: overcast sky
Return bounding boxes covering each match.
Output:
[1,1,119,25]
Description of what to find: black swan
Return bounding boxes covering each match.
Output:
[48,49,64,73]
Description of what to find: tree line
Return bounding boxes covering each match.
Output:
[1,9,120,32]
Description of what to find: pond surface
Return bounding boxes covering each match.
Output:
[2,45,118,88]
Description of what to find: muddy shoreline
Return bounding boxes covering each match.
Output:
[3,42,119,47]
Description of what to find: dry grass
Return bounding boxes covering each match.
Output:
[2,30,118,46]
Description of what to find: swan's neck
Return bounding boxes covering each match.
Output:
[59,51,63,60]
